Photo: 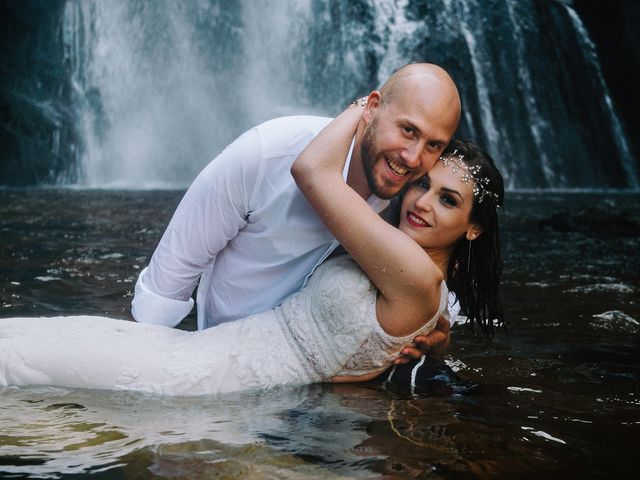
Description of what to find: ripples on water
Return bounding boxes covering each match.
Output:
[1,189,639,478]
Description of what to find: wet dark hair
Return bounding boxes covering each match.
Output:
[443,140,504,337]
[385,139,504,336]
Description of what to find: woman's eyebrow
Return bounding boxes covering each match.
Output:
[441,186,464,203]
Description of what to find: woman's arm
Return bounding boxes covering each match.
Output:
[291,106,443,336]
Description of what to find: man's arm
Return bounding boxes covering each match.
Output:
[132,128,262,327]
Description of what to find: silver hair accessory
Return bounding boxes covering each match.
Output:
[440,150,499,204]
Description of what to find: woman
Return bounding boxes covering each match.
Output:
[0,107,504,396]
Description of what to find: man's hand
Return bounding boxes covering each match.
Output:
[394,315,451,364]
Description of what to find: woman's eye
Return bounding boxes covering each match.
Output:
[440,195,456,207]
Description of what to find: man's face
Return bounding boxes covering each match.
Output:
[359,88,459,200]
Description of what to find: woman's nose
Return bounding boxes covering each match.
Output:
[414,192,433,211]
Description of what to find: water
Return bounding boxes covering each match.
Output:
[4,0,637,189]
[60,0,636,189]
[1,189,639,478]
[62,0,315,188]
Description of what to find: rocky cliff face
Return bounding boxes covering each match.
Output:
[573,0,639,166]
[0,0,76,185]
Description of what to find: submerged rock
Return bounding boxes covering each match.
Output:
[538,205,640,233]
[591,310,640,334]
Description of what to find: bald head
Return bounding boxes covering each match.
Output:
[379,63,461,129]
[354,63,462,199]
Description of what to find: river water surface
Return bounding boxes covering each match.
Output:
[1,189,638,478]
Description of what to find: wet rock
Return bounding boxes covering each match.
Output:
[591,310,640,334]
[0,0,76,185]
[538,206,640,233]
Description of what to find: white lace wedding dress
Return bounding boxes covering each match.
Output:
[0,256,447,396]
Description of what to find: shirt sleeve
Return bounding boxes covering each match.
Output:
[131,127,263,326]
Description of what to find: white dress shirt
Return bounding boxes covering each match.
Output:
[132,116,389,329]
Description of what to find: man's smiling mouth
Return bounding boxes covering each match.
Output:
[386,157,409,176]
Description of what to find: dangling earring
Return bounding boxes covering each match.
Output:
[467,238,473,272]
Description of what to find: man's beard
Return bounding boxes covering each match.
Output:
[360,116,407,200]
[360,116,388,199]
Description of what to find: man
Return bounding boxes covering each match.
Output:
[132,63,461,357]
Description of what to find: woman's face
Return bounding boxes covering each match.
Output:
[399,161,480,250]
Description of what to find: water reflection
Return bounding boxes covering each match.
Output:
[1,189,639,478]
[0,383,463,478]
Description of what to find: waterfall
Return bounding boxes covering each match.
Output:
[236,0,313,124]
[455,0,503,184]
[62,0,316,188]
[3,0,636,189]
[368,0,418,83]
[504,0,552,187]
[562,3,638,188]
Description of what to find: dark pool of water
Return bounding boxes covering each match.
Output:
[1,189,639,479]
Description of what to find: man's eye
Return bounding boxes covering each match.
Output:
[402,126,414,135]
[427,141,441,152]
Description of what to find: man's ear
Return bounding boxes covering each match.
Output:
[362,90,381,125]
[466,225,483,241]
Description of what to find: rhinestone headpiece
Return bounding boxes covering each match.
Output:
[439,150,499,204]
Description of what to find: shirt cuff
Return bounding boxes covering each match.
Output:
[131,268,194,327]
[447,291,461,327]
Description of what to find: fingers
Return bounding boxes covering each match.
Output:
[413,316,451,354]
[435,314,451,334]
[396,316,452,364]
[414,331,450,354]
[397,346,424,362]
[414,330,446,350]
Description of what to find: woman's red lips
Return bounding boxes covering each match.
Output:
[406,211,429,227]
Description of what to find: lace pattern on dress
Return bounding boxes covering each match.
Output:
[336,279,449,377]
[277,256,377,381]
[277,255,449,381]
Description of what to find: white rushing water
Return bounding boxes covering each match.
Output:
[60,0,637,189]
[455,0,502,179]
[504,0,553,186]
[62,0,316,188]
